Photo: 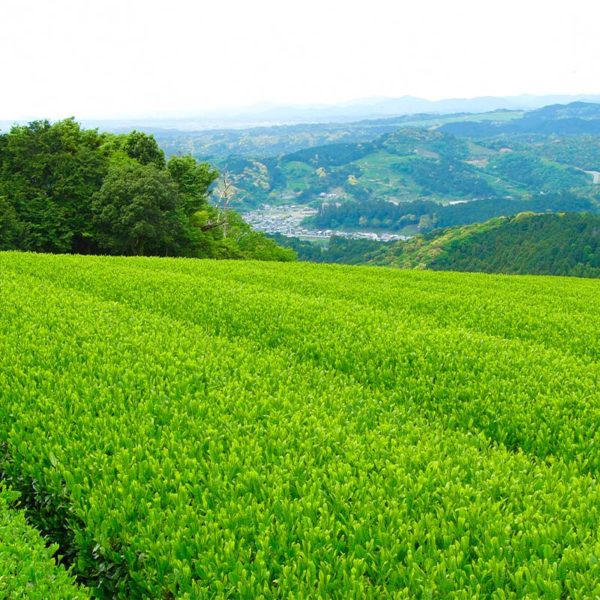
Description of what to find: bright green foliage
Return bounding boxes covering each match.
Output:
[0,252,600,597]
[0,119,109,253]
[223,211,296,261]
[0,487,88,598]
[167,155,219,216]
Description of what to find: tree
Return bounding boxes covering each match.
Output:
[0,197,23,250]
[167,156,218,215]
[0,118,108,252]
[92,163,187,256]
[0,119,295,261]
[122,131,166,168]
[212,172,247,238]
[220,211,296,261]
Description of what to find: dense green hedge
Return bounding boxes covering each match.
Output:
[0,252,600,597]
[0,487,87,598]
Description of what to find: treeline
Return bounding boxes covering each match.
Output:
[0,119,294,261]
[310,192,599,233]
[371,212,600,278]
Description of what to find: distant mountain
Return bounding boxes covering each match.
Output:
[134,101,600,164]
[369,212,600,278]
[165,94,600,126]
[441,102,600,137]
[265,94,600,124]
[4,94,599,133]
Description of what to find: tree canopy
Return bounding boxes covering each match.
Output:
[0,119,295,261]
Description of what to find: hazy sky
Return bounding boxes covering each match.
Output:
[2,0,600,119]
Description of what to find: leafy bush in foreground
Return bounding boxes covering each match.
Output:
[0,487,87,599]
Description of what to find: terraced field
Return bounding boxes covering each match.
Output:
[1,252,599,597]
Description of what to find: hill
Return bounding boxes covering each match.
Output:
[143,103,600,228]
[441,101,600,137]
[370,212,600,277]
[1,93,589,134]
[1,252,600,597]
[218,126,596,211]
[135,101,600,164]
[149,110,523,160]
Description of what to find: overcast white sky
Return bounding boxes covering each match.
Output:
[2,0,599,119]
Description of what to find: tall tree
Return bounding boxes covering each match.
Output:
[0,118,108,252]
[122,131,166,168]
[92,163,187,256]
[167,155,218,215]
[0,197,23,250]
[0,119,294,261]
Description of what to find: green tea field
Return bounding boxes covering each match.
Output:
[1,252,599,598]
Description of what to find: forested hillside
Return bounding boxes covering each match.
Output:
[151,109,522,159]
[213,128,553,209]
[0,119,294,261]
[370,212,600,277]
[143,103,600,220]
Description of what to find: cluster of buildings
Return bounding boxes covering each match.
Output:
[243,204,408,242]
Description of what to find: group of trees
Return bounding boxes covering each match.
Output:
[0,119,295,261]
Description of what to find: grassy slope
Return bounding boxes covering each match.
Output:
[1,252,600,597]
